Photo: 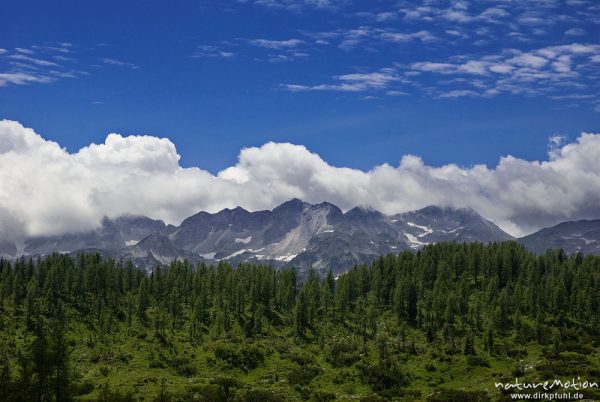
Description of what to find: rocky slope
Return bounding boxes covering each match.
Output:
[6,199,519,274]
[518,219,600,255]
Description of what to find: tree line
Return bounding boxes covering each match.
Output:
[0,241,598,400]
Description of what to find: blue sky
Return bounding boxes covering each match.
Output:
[1,0,599,173]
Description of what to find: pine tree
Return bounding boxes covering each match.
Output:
[464,331,476,356]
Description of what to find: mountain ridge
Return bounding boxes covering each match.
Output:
[2,200,598,274]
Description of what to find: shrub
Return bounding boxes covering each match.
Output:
[358,359,409,394]
[326,339,361,368]
[359,395,386,402]
[182,377,241,402]
[96,383,136,402]
[466,356,490,367]
[286,350,315,366]
[149,359,166,369]
[240,389,286,402]
[214,343,264,370]
[169,357,196,377]
[427,388,489,402]
[312,390,336,401]
[287,365,321,385]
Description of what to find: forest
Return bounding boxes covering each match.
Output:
[0,241,599,401]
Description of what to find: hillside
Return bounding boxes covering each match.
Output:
[0,242,599,401]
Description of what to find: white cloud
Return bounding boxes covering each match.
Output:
[250,0,346,11]
[14,47,34,54]
[100,58,139,69]
[192,45,235,59]
[565,28,586,36]
[437,89,480,98]
[0,72,54,87]
[3,120,600,240]
[398,1,512,25]
[8,54,58,67]
[283,69,405,92]
[250,38,305,49]
[0,43,86,88]
[380,30,436,43]
[507,53,548,68]
[407,43,600,99]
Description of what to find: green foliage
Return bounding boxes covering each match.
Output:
[427,388,489,402]
[214,343,265,370]
[358,359,409,395]
[466,355,490,367]
[0,242,598,400]
[286,365,321,385]
[325,337,362,367]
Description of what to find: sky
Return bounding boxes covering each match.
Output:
[1,0,600,238]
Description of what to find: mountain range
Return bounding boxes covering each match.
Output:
[1,199,598,275]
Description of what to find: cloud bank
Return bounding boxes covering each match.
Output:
[2,119,600,239]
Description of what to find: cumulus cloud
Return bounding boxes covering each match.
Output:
[2,120,600,240]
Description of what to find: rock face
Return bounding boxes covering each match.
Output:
[9,200,520,274]
[23,216,172,256]
[518,219,600,255]
[392,206,514,247]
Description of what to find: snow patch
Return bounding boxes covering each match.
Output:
[274,254,297,262]
[125,240,139,246]
[404,233,429,248]
[224,248,251,259]
[199,252,216,259]
[235,236,252,244]
[223,247,264,260]
[406,221,433,237]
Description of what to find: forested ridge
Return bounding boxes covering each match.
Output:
[0,241,599,401]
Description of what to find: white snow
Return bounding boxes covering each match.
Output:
[125,240,139,246]
[274,254,297,262]
[224,248,251,259]
[406,222,433,237]
[252,252,294,262]
[234,236,252,244]
[223,247,263,260]
[404,233,429,248]
[199,252,216,259]
[321,229,334,233]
